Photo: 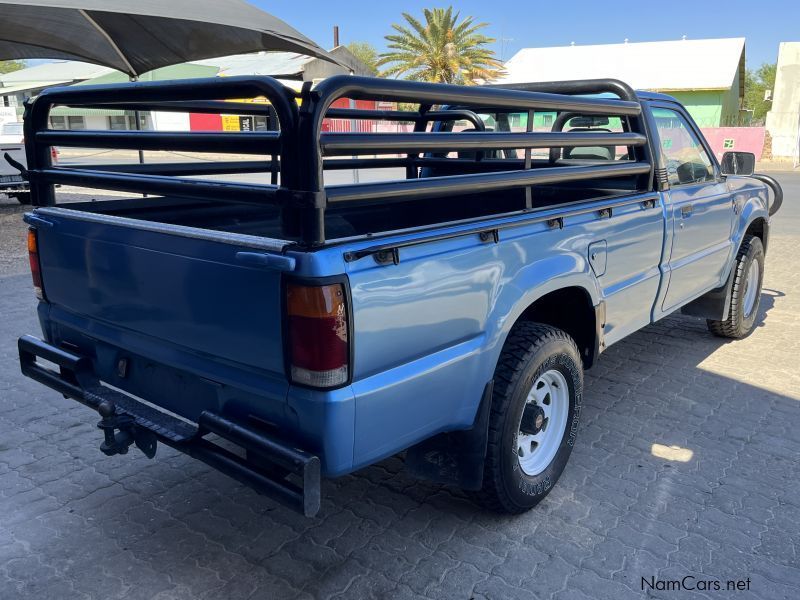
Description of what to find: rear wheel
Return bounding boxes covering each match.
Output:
[13,192,32,205]
[475,322,583,513]
[707,235,764,339]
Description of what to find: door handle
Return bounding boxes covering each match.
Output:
[680,204,693,218]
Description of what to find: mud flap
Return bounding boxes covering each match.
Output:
[404,380,493,490]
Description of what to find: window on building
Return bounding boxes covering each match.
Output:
[67,116,86,130]
[50,116,67,130]
[108,115,136,130]
[652,107,714,186]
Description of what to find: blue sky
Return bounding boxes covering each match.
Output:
[255,0,799,68]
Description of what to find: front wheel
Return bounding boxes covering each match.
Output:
[474,322,583,513]
[707,235,764,339]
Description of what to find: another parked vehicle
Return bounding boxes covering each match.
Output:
[1,121,59,204]
[1,121,31,203]
[17,76,782,516]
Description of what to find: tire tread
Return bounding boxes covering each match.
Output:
[707,235,762,339]
[474,322,580,513]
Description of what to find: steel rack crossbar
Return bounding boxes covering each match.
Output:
[319,131,647,155]
[36,130,281,154]
[23,74,653,246]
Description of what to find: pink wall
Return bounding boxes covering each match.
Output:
[700,127,766,161]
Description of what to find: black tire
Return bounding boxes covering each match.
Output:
[474,322,583,513]
[707,235,764,339]
[14,192,32,205]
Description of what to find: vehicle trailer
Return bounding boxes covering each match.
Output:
[16,75,781,516]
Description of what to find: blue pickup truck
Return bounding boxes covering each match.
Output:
[15,76,782,517]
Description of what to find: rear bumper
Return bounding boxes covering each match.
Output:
[18,335,321,517]
[0,179,27,192]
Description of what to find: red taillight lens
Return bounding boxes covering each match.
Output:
[286,282,349,388]
[27,228,44,300]
[50,147,59,164]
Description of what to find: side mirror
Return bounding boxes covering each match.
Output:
[720,151,755,176]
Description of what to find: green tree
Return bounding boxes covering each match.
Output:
[346,42,379,76]
[743,63,777,123]
[0,60,24,75]
[378,7,503,85]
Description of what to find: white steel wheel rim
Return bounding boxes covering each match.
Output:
[742,259,760,318]
[517,369,570,476]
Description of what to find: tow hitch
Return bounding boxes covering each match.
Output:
[18,335,322,517]
[97,400,157,459]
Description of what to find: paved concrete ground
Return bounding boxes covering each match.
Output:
[1,174,799,599]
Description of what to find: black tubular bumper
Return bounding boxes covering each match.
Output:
[18,335,321,517]
[751,173,783,216]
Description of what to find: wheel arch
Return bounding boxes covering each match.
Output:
[744,216,768,254]
[508,285,601,369]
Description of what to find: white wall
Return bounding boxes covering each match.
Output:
[765,42,800,161]
[85,116,107,130]
[151,111,190,132]
[0,106,16,126]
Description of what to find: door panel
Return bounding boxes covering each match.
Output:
[589,198,665,346]
[663,182,733,309]
[650,106,735,311]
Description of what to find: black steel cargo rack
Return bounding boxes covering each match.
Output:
[22,75,653,246]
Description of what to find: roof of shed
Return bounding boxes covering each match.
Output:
[194,51,312,79]
[499,37,746,94]
[0,60,112,93]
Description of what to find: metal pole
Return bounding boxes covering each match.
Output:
[349,97,359,183]
[129,77,145,165]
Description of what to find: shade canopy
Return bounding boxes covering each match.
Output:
[0,0,338,77]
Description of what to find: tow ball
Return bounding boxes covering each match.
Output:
[96,400,158,459]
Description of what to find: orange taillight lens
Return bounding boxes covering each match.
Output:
[27,228,44,300]
[286,282,349,388]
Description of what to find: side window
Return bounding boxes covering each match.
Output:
[653,107,714,185]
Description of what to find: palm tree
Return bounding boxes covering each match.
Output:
[378,7,503,85]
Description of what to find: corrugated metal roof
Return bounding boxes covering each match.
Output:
[75,63,219,85]
[0,60,114,95]
[0,79,74,95]
[195,51,312,79]
[48,106,134,117]
[0,60,112,85]
[499,38,746,92]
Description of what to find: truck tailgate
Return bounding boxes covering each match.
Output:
[32,208,288,377]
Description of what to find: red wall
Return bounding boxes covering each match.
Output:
[189,113,223,131]
[700,127,766,161]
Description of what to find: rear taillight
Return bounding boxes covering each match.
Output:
[50,147,59,164]
[27,228,44,300]
[286,282,349,388]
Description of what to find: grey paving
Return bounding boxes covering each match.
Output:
[1,174,799,599]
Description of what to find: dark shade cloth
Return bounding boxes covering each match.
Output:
[0,0,337,77]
